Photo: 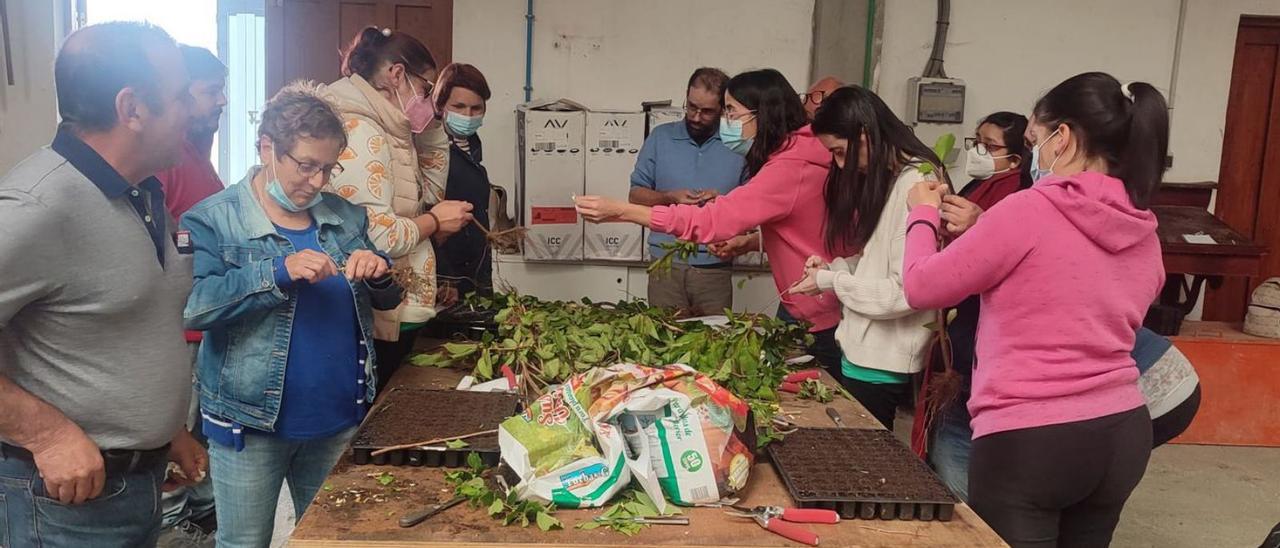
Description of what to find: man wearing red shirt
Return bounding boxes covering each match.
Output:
[157,46,227,218]
[156,44,225,548]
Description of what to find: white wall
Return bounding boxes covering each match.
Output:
[875,0,1181,162]
[0,1,62,173]
[452,0,815,225]
[874,0,1280,184]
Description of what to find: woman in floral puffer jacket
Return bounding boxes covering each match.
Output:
[323,26,474,392]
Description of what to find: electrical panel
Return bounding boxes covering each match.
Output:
[907,77,966,124]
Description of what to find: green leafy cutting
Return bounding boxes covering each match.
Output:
[445,453,562,531]
[374,472,395,486]
[916,133,956,177]
[445,439,469,449]
[414,293,814,447]
[797,379,834,403]
[576,488,681,536]
[647,240,700,278]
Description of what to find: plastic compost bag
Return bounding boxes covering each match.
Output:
[498,363,754,512]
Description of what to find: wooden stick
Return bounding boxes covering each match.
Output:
[369,428,500,456]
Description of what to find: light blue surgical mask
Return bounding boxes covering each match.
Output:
[445,110,484,137]
[719,115,755,155]
[1030,128,1061,184]
[265,154,322,212]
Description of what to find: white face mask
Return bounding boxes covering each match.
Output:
[965,146,1015,180]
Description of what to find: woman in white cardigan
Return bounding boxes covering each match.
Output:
[790,86,942,429]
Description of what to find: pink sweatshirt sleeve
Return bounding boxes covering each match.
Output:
[902,195,1039,310]
[649,161,801,244]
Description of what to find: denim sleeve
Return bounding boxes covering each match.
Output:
[181,211,289,330]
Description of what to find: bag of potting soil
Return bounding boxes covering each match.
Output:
[498,363,753,512]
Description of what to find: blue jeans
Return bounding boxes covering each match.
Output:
[929,400,973,502]
[209,427,355,548]
[0,450,166,547]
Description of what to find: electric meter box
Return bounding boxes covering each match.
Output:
[906,77,966,124]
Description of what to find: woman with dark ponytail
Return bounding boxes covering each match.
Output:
[321,27,475,392]
[901,72,1169,546]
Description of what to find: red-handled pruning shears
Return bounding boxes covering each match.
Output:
[779,369,823,394]
[725,505,840,546]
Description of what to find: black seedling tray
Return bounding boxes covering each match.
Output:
[767,428,959,521]
[351,387,519,468]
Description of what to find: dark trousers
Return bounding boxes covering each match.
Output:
[841,378,911,430]
[1152,384,1201,447]
[373,327,422,395]
[776,304,842,381]
[969,407,1152,548]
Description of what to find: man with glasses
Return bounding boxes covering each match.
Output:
[629,67,745,315]
[803,76,844,121]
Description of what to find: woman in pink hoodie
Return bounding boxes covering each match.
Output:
[576,69,855,376]
[902,72,1169,547]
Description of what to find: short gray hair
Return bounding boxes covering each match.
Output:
[258,81,349,155]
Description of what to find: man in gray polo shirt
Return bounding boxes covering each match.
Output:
[0,21,206,547]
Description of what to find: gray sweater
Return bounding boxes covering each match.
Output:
[0,147,192,450]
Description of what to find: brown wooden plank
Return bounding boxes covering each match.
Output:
[1153,206,1266,256]
[1207,20,1280,320]
[289,346,1004,546]
[1152,182,1215,209]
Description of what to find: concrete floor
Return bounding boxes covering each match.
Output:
[1115,444,1280,548]
[269,443,1279,547]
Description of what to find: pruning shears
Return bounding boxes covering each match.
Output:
[725,505,840,546]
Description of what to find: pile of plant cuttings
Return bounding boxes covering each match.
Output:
[411,293,814,446]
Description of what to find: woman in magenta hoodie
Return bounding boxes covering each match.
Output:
[901,72,1169,547]
[576,69,855,375]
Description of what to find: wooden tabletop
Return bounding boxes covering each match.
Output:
[1153,206,1266,276]
[289,355,1006,547]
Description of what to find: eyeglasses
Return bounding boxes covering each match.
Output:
[963,137,1010,156]
[800,90,828,106]
[722,109,757,122]
[683,103,722,119]
[284,151,345,179]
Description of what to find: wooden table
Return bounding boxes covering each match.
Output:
[1150,206,1266,333]
[290,357,1006,547]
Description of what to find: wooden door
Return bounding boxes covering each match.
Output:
[265,0,452,97]
[1206,16,1280,321]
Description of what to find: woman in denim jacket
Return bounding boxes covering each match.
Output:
[180,82,403,548]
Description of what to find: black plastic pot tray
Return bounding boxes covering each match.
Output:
[767,427,959,521]
[351,387,519,468]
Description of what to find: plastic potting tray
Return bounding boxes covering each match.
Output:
[767,427,959,521]
[351,387,519,468]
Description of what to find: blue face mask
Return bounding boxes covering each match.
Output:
[445,110,484,137]
[1029,128,1061,184]
[719,116,754,155]
[265,154,322,212]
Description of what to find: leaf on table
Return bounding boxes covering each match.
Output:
[535,511,562,531]
[446,439,469,449]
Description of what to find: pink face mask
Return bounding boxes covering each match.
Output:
[395,77,435,134]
